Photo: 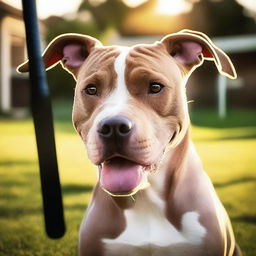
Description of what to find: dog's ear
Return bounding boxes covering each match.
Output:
[17,33,102,79]
[160,29,236,79]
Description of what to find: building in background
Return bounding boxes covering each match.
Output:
[187,34,256,110]
[0,1,29,116]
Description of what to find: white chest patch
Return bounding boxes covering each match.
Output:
[103,188,206,249]
[94,47,131,124]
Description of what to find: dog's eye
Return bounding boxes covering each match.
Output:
[148,83,164,94]
[83,84,97,96]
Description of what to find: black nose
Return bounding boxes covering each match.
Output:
[97,116,133,139]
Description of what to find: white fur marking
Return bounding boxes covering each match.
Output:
[94,47,130,124]
[103,188,206,248]
[181,212,207,244]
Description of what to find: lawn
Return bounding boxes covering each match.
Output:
[0,100,255,256]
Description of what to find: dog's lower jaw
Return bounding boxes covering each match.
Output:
[95,132,186,198]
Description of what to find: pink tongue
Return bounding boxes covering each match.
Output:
[100,158,143,194]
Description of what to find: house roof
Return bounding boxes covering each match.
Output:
[0,1,23,19]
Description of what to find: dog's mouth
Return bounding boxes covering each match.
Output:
[99,156,151,197]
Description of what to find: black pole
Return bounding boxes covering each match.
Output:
[21,0,65,238]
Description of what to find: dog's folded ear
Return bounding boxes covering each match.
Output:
[17,33,102,79]
[161,29,237,79]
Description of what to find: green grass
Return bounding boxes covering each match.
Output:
[0,101,255,255]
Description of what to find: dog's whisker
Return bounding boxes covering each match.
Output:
[131,146,151,151]
[137,139,149,144]
[130,195,136,202]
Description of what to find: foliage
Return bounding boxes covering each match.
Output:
[183,0,256,37]
[41,0,256,98]
[0,101,256,255]
[78,0,132,32]
[78,0,256,36]
[44,16,100,44]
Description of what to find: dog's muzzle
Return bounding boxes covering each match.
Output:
[96,116,149,196]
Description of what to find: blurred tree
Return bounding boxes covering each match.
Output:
[43,0,256,98]
[183,0,256,37]
[44,16,100,43]
[123,0,256,36]
[78,0,157,34]
[77,0,256,36]
[79,0,132,32]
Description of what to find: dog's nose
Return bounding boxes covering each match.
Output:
[97,116,133,138]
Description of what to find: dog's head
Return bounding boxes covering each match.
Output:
[18,30,236,197]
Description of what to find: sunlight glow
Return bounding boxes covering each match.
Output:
[156,0,193,16]
[123,0,148,8]
[237,0,256,18]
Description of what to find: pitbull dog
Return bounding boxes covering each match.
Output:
[18,30,242,256]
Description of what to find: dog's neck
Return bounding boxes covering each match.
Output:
[111,129,191,209]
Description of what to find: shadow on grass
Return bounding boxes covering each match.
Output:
[190,108,256,128]
[65,204,88,212]
[0,206,42,218]
[231,215,256,224]
[218,134,256,140]
[0,171,39,188]
[0,160,37,167]
[62,184,93,195]
[214,177,256,188]
[195,133,256,142]
[0,203,87,218]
